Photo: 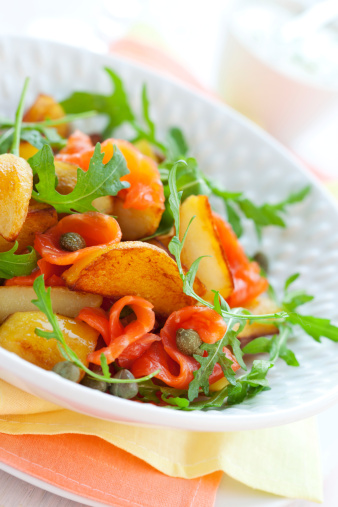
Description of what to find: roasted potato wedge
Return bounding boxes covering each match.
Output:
[23,94,69,138]
[180,195,234,302]
[238,296,280,340]
[0,154,33,242]
[0,199,58,253]
[112,197,163,240]
[0,287,103,324]
[0,311,98,375]
[63,241,204,316]
[55,160,78,195]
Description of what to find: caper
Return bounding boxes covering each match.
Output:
[81,374,107,392]
[59,232,86,252]
[176,328,203,356]
[252,251,269,274]
[52,361,81,382]
[109,369,138,399]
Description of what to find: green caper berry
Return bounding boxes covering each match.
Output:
[109,369,138,399]
[52,361,81,382]
[59,232,86,252]
[176,328,203,356]
[252,251,269,274]
[81,374,107,392]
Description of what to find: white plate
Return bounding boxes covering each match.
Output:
[1,36,338,432]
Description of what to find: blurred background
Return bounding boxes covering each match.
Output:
[2,0,338,181]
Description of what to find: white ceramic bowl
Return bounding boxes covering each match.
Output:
[1,36,338,432]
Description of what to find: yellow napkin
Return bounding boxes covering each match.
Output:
[0,380,323,502]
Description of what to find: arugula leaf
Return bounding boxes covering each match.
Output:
[243,327,300,367]
[61,67,134,138]
[131,85,167,153]
[287,313,338,342]
[32,276,159,384]
[0,243,38,279]
[30,143,129,214]
[208,179,311,239]
[11,77,30,156]
[161,395,190,408]
[227,360,272,405]
[0,128,14,155]
[166,127,189,160]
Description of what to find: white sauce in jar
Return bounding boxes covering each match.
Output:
[232,2,338,89]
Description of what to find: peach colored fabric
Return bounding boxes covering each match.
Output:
[0,432,222,507]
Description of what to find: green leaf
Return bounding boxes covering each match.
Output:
[227,360,272,405]
[227,382,247,405]
[30,143,129,214]
[0,243,38,279]
[225,201,243,238]
[0,128,15,154]
[284,273,300,291]
[242,337,271,355]
[11,77,30,156]
[61,67,134,138]
[279,348,299,367]
[283,291,314,312]
[100,354,111,379]
[166,127,189,159]
[161,395,190,408]
[141,84,155,139]
[287,313,338,342]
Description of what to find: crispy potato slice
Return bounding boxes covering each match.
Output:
[112,197,163,240]
[180,195,234,302]
[55,160,78,195]
[0,286,103,324]
[0,199,58,253]
[0,154,33,242]
[23,94,69,138]
[19,142,39,160]
[63,242,204,316]
[54,160,114,214]
[0,311,98,376]
[238,296,280,340]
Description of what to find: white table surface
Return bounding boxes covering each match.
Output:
[1,0,338,505]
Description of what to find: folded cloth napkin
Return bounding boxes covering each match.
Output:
[0,380,323,504]
[0,37,330,507]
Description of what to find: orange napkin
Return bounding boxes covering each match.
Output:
[0,433,222,507]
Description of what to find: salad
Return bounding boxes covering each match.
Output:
[0,69,337,411]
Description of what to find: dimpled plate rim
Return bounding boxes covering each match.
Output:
[0,36,338,432]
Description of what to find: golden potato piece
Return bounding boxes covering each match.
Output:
[0,287,103,324]
[0,199,57,253]
[63,241,203,316]
[24,94,69,138]
[180,195,234,302]
[112,197,163,240]
[19,141,39,160]
[0,154,33,242]
[55,160,78,195]
[0,311,99,375]
[238,296,280,340]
